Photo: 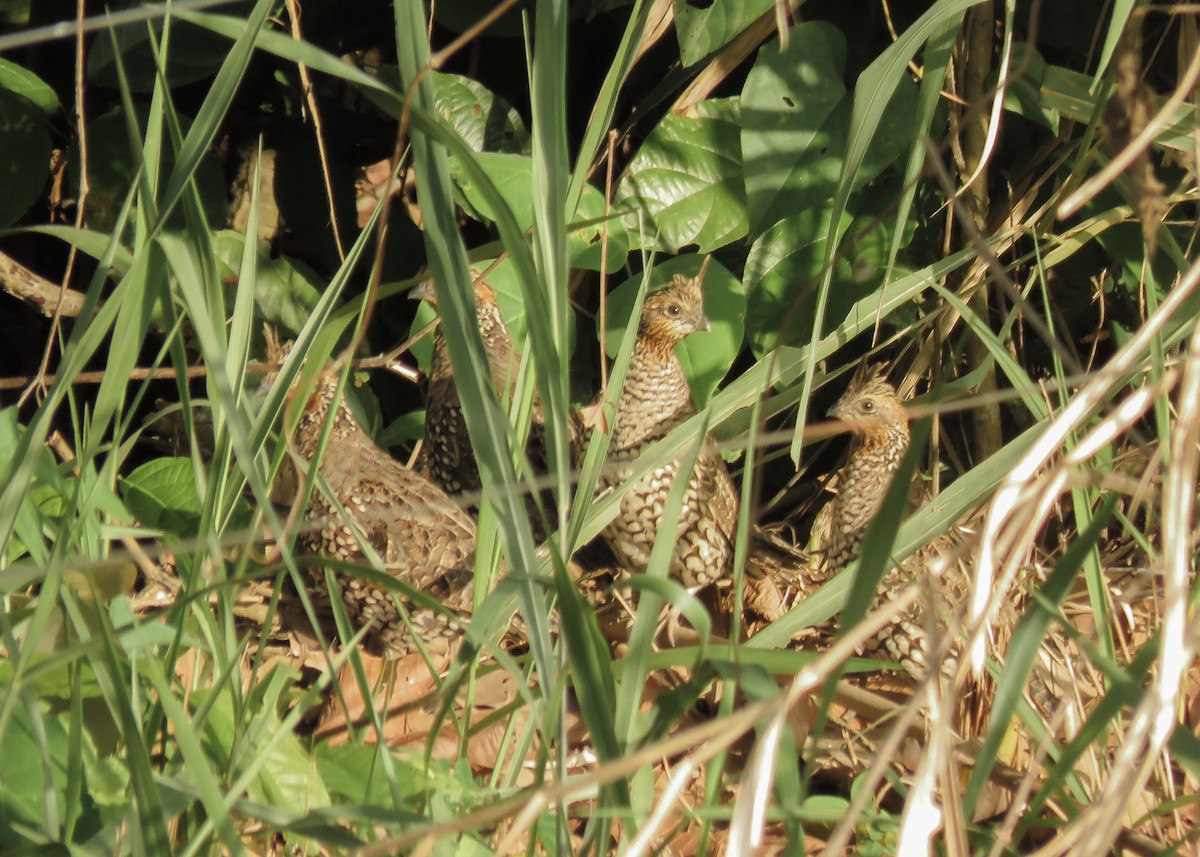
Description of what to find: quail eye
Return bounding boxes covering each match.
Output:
[861,400,875,413]
[666,304,682,317]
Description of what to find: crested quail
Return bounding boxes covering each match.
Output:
[282,367,478,659]
[809,364,964,671]
[414,279,551,533]
[811,365,916,571]
[595,273,738,587]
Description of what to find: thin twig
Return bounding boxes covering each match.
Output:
[285,0,346,261]
[18,0,91,408]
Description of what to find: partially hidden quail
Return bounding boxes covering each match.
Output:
[413,279,550,531]
[595,273,738,587]
[809,364,966,672]
[811,365,916,571]
[282,367,478,659]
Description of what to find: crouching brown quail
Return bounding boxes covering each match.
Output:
[280,366,478,659]
[594,273,738,588]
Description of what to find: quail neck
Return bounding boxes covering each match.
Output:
[289,373,363,462]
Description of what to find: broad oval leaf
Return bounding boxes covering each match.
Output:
[120,457,202,537]
[86,17,229,91]
[741,22,848,234]
[0,57,59,116]
[432,72,531,154]
[0,88,49,226]
[615,98,747,253]
[741,21,921,236]
[212,231,323,336]
[672,0,776,67]
[450,152,628,271]
[75,107,226,233]
[743,209,905,356]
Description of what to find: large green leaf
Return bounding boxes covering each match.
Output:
[603,256,744,408]
[741,23,846,233]
[0,57,58,115]
[743,208,906,356]
[672,0,775,66]
[73,107,226,234]
[120,457,203,538]
[0,88,50,227]
[450,152,628,271]
[0,703,71,847]
[211,231,324,336]
[615,98,747,253]
[432,71,531,154]
[741,22,920,235]
[86,12,229,91]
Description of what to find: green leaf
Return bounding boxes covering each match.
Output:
[0,87,50,226]
[0,700,70,842]
[211,231,324,336]
[85,753,132,808]
[120,457,203,537]
[74,107,226,234]
[672,0,775,66]
[743,208,903,356]
[615,98,747,253]
[1000,43,1058,133]
[741,23,846,232]
[603,256,743,408]
[741,22,920,234]
[86,12,230,91]
[450,153,627,271]
[452,151,537,228]
[0,57,59,115]
[432,72,531,154]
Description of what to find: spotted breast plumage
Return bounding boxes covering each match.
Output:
[595,273,738,587]
[284,368,478,659]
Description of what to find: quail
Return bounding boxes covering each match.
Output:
[810,365,916,571]
[809,364,965,671]
[282,367,478,659]
[594,273,738,587]
[413,279,551,533]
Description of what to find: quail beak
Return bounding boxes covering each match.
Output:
[826,402,840,418]
[697,314,712,333]
[409,280,437,303]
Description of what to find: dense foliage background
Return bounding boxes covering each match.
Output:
[1,0,1198,853]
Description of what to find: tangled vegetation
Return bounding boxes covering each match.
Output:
[0,0,1198,853]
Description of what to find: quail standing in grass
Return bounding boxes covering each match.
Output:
[413,279,551,534]
[595,273,738,587]
[811,365,916,572]
[282,366,478,659]
[809,364,964,671]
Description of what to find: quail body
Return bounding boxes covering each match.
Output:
[287,371,478,659]
[810,365,962,671]
[416,280,550,534]
[597,273,738,587]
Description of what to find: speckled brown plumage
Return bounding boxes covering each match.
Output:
[285,370,478,659]
[417,282,520,494]
[597,273,738,587]
[810,365,963,672]
[812,366,914,571]
[415,280,550,535]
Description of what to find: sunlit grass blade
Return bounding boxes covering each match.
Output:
[393,0,554,696]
